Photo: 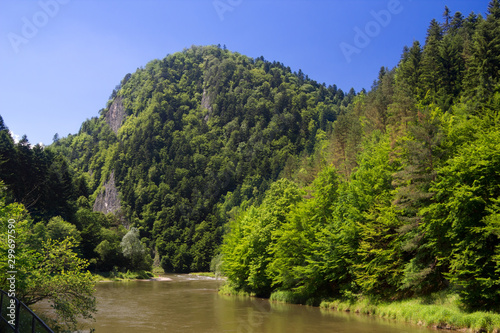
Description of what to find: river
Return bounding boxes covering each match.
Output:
[91,274,436,332]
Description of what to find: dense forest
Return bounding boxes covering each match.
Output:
[222,1,500,312]
[1,44,356,275]
[48,45,356,273]
[1,0,499,319]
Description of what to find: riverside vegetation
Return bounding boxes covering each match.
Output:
[220,2,500,332]
[0,1,499,332]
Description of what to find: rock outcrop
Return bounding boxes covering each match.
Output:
[93,171,121,215]
[106,96,125,134]
[201,89,212,122]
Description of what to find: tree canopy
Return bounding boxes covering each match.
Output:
[51,45,351,273]
[221,1,500,311]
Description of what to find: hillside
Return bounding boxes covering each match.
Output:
[221,1,500,314]
[51,45,355,272]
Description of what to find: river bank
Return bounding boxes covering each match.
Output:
[93,269,219,282]
[93,270,156,282]
[320,296,500,333]
[219,284,500,333]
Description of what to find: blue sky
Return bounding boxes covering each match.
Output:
[0,0,490,145]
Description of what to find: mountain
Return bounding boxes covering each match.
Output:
[52,45,355,272]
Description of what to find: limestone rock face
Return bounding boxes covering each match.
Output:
[201,89,212,111]
[93,171,121,215]
[202,89,212,122]
[106,96,125,134]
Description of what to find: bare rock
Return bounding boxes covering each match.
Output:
[106,96,125,134]
[202,89,212,122]
[93,171,121,215]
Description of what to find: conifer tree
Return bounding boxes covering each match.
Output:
[420,19,443,102]
[463,0,500,104]
[443,6,451,32]
[393,107,445,294]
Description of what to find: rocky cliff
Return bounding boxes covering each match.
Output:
[93,171,121,215]
[105,96,125,134]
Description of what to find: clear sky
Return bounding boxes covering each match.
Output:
[0,0,491,145]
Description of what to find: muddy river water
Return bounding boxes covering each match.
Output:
[91,274,436,333]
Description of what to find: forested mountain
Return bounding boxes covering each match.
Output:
[222,1,500,312]
[1,0,499,316]
[49,45,355,272]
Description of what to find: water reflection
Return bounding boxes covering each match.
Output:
[91,275,435,333]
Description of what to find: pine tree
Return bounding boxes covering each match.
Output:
[0,116,15,188]
[0,115,7,131]
[365,67,394,133]
[420,19,443,102]
[422,122,500,311]
[387,41,422,136]
[392,107,446,294]
[443,6,451,32]
[463,0,500,104]
[441,12,467,110]
[449,11,464,34]
[488,0,500,19]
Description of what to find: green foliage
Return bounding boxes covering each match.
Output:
[0,116,130,275]
[351,136,402,299]
[0,187,96,332]
[121,227,153,271]
[321,293,500,332]
[221,2,500,314]
[53,46,348,273]
[46,216,82,244]
[210,252,224,278]
[26,237,96,331]
[94,224,128,271]
[269,290,318,306]
[221,179,304,296]
[422,121,500,311]
[0,119,77,222]
[97,269,154,281]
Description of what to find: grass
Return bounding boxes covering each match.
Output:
[219,282,500,332]
[218,283,255,297]
[320,293,500,333]
[152,266,164,275]
[94,270,154,281]
[270,290,321,306]
[189,272,217,278]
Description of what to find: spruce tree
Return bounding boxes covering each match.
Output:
[420,19,443,101]
[463,0,500,104]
